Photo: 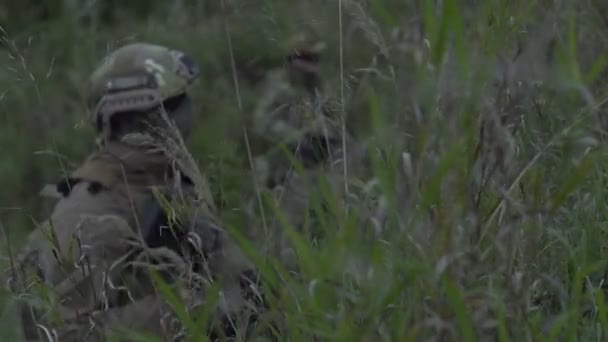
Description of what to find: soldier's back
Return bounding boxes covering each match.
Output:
[16,142,188,340]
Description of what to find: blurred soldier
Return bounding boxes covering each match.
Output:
[253,35,330,153]
[251,33,346,187]
[249,33,370,271]
[12,43,263,341]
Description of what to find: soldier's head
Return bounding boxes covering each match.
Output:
[283,33,326,93]
[86,43,200,146]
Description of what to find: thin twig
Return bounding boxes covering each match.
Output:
[220,0,269,237]
[0,220,17,289]
[339,0,350,215]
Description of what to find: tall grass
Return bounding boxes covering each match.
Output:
[2,0,608,340]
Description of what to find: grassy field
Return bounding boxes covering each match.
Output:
[2,0,608,340]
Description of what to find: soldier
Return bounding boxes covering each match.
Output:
[11,43,263,341]
[248,33,370,271]
[251,33,344,187]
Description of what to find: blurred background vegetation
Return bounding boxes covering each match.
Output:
[3,0,608,340]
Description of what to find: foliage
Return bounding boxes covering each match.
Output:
[3,0,608,340]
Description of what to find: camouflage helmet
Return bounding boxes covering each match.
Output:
[283,32,326,58]
[283,33,326,76]
[86,42,200,137]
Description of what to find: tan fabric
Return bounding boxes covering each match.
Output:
[14,142,258,341]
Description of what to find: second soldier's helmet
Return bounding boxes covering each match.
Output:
[284,33,326,92]
[86,42,200,142]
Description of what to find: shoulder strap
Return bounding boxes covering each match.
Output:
[50,152,122,198]
[50,144,169,198]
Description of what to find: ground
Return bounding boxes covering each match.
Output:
[2,0,608,340]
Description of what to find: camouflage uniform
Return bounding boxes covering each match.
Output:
[251,34,343,185]
[12,43,262,341]
[249,34,370,270]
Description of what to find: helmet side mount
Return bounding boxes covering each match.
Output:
[94,84,164,143]
[105,74,158,94]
